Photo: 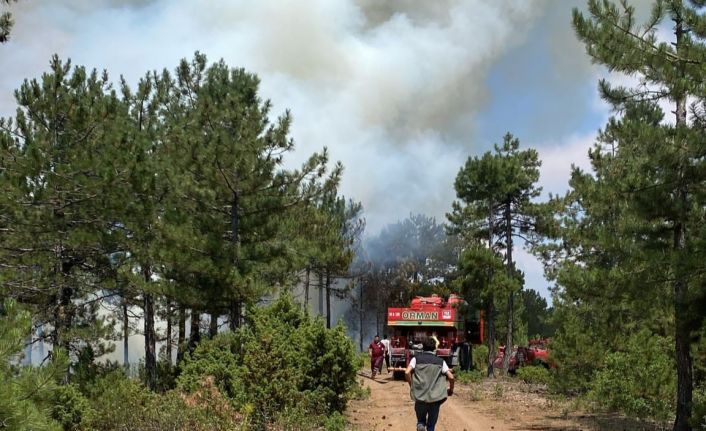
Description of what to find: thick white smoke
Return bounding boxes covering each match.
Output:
[2,0,549,232]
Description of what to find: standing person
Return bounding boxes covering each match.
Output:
[405,337,454,431]
[368,335,385,379]
[380,334,391,373]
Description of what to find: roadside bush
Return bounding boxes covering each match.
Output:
[348,380,371,400]
[83,371,242,431]
[456,369,484,384]
[177,294,358,427]
[516,365,552,385]
[323,411,346,431]
[588,329,675,421]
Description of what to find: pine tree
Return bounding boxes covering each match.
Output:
[0,57,125,367]
[0,0,18,43]
[311,195,364,328]
[112,73,168,390]
[448,133,542,375]
[0,300,66,431]
[157,54,342,335]
[547,1,706,428]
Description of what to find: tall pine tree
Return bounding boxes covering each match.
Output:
[448,133,541,375]
[544,1,706,428]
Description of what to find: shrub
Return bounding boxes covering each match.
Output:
[515,365,552,385]
[323,411,346,431]
[348,381,371,400]
[456,369,484,384]
[51,384,92,430]
[177,294,358,426]
[548,309,607,394]
[472,344,488,372]
[588,329,675,421]
[0,300,65,431]
[83,371,242,431]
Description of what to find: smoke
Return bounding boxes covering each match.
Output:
[1,0,551,233]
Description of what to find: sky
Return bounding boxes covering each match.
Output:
[0,0,660,301]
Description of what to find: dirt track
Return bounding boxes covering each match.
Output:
[347,371,514,431]
[345,371,662,431]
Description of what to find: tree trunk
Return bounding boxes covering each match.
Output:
[486,297,495,378]
[230,190,241,332]
[359,279,364,352]
[144,291,156,391]
[325,270,331,329]
[176,305,186,364]
[188,309,200,353]
[503,202,514,374]
[304,267,310,312]
[122,299,129,368]
[487,200,496,378]
[229,301,241,331]
[165,300,172,365]
[673,15,693,431]
[209,311,218,338]
[318,271,324,317]
[55,285,73,355]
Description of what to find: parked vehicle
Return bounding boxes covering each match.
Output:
[493,338,552,373]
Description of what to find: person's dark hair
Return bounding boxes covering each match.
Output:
[421,337,436,352]
[374,334,379,338]
[383,334,388,339]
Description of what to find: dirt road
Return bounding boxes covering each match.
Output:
[346,372,659,431]
[347,372,516,431]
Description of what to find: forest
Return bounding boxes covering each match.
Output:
[1,1,706,430]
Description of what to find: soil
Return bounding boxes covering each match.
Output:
[346,371,665,431]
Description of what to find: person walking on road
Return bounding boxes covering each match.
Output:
[368,334,385,379]
[405,337,455,431]
[380,334,391,373]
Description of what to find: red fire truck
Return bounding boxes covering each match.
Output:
[386,294,483,378]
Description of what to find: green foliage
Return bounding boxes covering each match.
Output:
[0,300,66,431]
[51,384,92,431]
[547,305,607,394]
[0,0,17,43]
[536,2,706,426]
[177,294,358,426]
[588,329,675,421]
[521,289,554,339]
[348,382,371,401]
[472,344,489,372]
[83,371,242,431]
[516,365,552,386]
[137,359,178,393]
[693,384,706,430]
[323,412,346,431]
[456,370,484,384]
[448,133,544,374]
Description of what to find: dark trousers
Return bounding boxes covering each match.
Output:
[414,400,442,431]
[384,355,390,370]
